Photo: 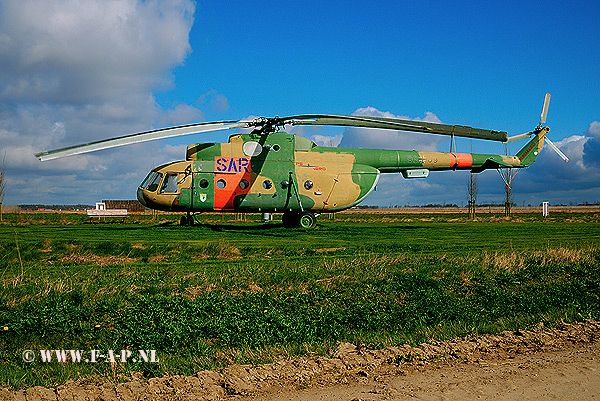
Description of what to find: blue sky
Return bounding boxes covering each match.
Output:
[1,0,599,207]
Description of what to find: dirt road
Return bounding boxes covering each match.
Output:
[249,341,600,400]
[3,321,599,401]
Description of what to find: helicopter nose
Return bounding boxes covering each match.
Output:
[137,187,147,207]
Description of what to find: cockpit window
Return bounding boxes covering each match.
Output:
[140,172,156,189]
[160,173,179,193]
[146,172,163,192]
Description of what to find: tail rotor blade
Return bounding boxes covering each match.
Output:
[540,93,551,126]
[545,136,569,162]
[505,132,533,143]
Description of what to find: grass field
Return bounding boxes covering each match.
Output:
[1,211,599,389]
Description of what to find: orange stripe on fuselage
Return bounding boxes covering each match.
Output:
[452,153,472,168]
[213,157,252,210]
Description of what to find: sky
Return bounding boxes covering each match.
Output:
[1,0,599,207]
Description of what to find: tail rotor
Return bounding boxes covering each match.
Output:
[505,93,568,163]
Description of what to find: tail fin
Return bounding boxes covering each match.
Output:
[516,127,548,166]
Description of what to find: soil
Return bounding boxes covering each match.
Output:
[3,320,599,401]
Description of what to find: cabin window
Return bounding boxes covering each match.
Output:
[304,180,313,190]
[294,135,317,151]
[146,173,163,192]
[160,173,178,193]
[262,180,272,189]
[239,179,249,189]
[199,178,209,188]
[216,179,227,189]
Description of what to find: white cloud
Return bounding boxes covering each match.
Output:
[159,104,205,128]
[587,121,600,137]
[162,144,188,160]
[0,0,195,103]
[0,0,197,205]
[198,90,231,113]
[583,121,600,169]
[309,134,343,147]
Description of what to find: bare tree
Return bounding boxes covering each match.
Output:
[497,145,519,217]
[0,153,5,221]
[467,171,478,219]
[498,166,518,217]
[466,140,478,219]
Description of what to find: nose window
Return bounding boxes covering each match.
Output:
[146,173,163,192]
[140,172,156,189]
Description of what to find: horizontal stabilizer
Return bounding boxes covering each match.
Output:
[471,158,515,173]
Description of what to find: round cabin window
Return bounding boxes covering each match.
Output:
[242,141,263,157]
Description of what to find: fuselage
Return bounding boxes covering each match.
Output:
[137,131,528,213]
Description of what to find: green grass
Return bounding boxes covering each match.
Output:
[1,211,599,389]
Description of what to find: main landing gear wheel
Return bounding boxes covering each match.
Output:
[298,212,317,229]
[282,211,317,228]
[180,213,194,226]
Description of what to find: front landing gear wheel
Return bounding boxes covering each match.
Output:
[298,212,317,229]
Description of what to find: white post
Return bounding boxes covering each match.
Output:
[542,201,549,217]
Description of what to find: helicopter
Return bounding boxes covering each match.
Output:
[36,94,568,228]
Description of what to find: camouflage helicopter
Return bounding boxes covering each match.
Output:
[36,94,567,228]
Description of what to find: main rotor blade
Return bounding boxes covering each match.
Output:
[35,120,250,161]
[36,113,509,162]
[545,136,569,162]
[282,114,508,142]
